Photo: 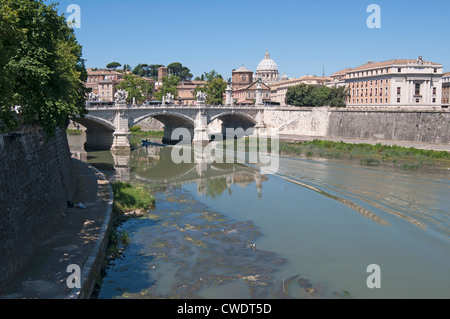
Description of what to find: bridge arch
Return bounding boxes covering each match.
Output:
[133,111,195,128]
[133,111,196,145]
[210,111,257,138]
[73,115,116,150]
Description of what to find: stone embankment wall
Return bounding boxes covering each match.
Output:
[0,126,76,290]
[265,107,450,144]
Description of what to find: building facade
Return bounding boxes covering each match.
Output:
[231,65,271,104]
[442,72,450,107]
[232,65,254,90]
[177,80,207,105]
[85,68,124,101]
[339,57,443,107]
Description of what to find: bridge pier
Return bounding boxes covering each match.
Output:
[253,109,267,136]
[111,102,131,151]
[193,106,210,146]
[111,131,131,151]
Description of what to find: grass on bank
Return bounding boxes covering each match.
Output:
[278,139,450,170]
[130,126,164,137]
[66,129,83,135]
[216,137,449,170]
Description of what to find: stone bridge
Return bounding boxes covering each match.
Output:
[75,84,269,150]
[77,102,266,150]
[74,81,450,150]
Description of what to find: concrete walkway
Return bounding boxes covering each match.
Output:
[0,159,113,299]
[278,134,450,152]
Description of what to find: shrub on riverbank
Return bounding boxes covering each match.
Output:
[111,181,155,215]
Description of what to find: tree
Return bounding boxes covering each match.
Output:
[154,75,180,101]
[167,62,193,81]
[285,83,348,107]
[106,62,121,70]
[133,63,149,77]
[123,64,132,72]
[115,73,154,104]
[149,64,164,78]
[0,0,89,136]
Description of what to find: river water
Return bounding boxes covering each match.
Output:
[68,133,450,299]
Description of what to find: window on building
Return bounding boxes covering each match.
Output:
[415,83,420,96]
[434,68,437,73]
[433,87,437,95]
[433,98,436,103]
[416,98,420,103]
[397,87,401,95]
[398,68,401,73]
[397,98,401,103]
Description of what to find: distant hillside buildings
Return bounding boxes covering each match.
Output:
[84,53,449,108]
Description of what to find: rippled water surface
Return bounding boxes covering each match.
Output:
[68,134,450,299]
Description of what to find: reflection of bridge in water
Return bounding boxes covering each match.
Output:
[128,145,268,198]
[69,136,268,198]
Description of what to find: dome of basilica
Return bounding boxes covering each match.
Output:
[257,50,278,72]
[255,49,280,84]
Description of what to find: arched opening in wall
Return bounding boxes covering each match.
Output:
[74,117,115,151]
[134,113,195,145]
[212,113,257,140]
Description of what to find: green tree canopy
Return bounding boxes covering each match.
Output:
[167,62,193,81]
[0,0,89,135]
[106,62,122,70]
[115,73,154,104]
[154,75,180,101]
[285,83,348,107]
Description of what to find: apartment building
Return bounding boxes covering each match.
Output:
[85,68,124,101]
[335,56,443,107]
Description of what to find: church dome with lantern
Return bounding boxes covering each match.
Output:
[255,49,280,84]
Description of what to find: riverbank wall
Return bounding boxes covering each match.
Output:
[265,107,450,145]
[0,126,76,290]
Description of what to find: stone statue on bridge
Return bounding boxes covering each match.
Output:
[114,89,128,104]
[196,91,207,103]
[165,93,174,104]
[88,92,99,101]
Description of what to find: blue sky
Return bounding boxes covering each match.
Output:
[55,0,450,79]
